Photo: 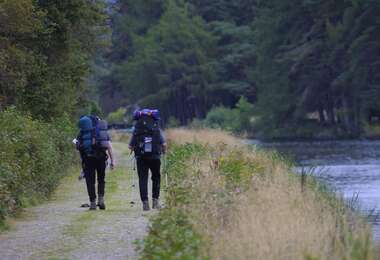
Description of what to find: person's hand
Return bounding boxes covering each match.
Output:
[162,143,167,154]
[110,160,115,170]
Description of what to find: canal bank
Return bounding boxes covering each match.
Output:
[250,139,380,241]
[138,129,375,259]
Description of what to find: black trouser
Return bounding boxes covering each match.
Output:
[136,158,161,202]
[84,156,106,202]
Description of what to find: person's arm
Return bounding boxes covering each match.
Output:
[159,129,167,154]
[107,142,115,170]
[129,133,136,151]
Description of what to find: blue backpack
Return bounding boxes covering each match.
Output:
[78,116,110,156]
[78,116,95,155]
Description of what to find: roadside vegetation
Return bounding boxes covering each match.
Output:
[0,108,75,229]
[139,129,375,259]
[0,0,106,230]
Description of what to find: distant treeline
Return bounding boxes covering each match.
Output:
[99,0,380,138]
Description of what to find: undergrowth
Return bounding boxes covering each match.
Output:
[0,108,76,227]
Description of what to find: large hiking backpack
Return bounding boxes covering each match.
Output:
[78,115,110,156]
[133,109,161,158]
[78,116,95,155]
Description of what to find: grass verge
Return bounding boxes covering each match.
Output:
[138,128,376,260]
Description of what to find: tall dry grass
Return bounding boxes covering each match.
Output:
[165,128,374,260]
[166,128,243,147]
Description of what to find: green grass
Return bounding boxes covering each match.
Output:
[0,219,10,232]
[63,212,98,238]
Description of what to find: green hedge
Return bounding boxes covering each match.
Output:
[0,108,75,227]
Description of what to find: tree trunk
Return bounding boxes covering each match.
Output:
[318,105,326,125]
[326,95,335,125]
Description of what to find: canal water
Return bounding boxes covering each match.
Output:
[250,140,380,241]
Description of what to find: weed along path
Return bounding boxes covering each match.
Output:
[0,142,150,260]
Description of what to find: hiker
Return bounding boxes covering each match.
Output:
[129,109,166,211]
[77,115,115,210]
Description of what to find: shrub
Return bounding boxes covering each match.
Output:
[204,106,240,132]
[167,116,181,128]
[107,107,127,125]
[204,96,254,134]
[0,108,75,226]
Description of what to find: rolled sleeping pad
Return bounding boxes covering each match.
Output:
[133,109,160,121]
[97,120,110,148]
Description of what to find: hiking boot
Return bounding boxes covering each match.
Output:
[98,196,106,210]
[89,201,97,210]
[152,198,160,209]
[142,200,150,211]
[78,170,85,181]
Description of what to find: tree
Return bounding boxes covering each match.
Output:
[102,0,217,124]
[0,0,107,120]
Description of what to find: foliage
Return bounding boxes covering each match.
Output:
[0,108,75,224]
[99,0,257,125]
[137,208,206,260]
[167,116,181,128]
[204,106,240,132]
[105,0,217,125]
[107,107,126,124]
[100,0,380,138]
[252,0,380,138]
[0,0,107,120]
[138,143,207,259]
[204,96,254,133]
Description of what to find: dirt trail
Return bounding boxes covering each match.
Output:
[0,142,152,260]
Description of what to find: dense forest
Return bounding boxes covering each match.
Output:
[97,0,380,138]
[1,0,380,137]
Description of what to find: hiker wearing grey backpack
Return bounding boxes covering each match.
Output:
[77,115,115,210]
[129,109,166,211]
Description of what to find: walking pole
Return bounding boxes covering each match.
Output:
[163,154,168,187]
[129,151,136,206]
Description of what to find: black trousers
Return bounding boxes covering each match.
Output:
[84,156,106,202]
[136,158,161,202]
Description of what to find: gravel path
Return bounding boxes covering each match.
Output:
[0,142,152,260]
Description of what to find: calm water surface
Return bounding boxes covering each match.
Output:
[250,140,380,241]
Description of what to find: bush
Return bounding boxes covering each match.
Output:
[138,143,207,259]
[107,107,126,125]
[204,97,254,134]
[0,108,75,226]
[204,106,240,132]
[167,116,180,128]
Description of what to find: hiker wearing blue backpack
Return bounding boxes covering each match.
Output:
[129,109,166,211]
[77,115,115,210]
